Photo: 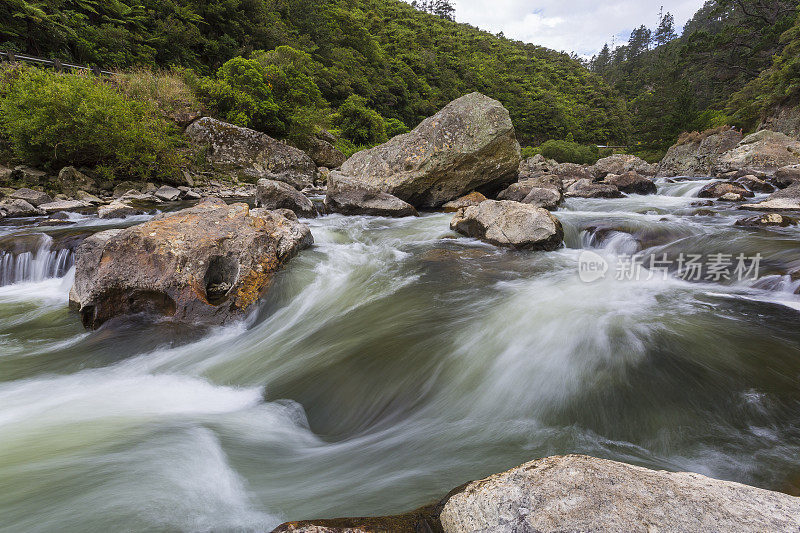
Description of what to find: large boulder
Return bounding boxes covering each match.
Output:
[256,179,316,217]
[602,171,657,195]
[337,93,521,207]
[56,166,97,196]
[742,183,800,211]
[154,185,181,202]
[185,117,317,189]
[565,178,623,199]
[497,178,563,209]
[591,154,656,178]
[69,198,312,329]
[308,137,346,169]
[450,200,563,250]
[657,128,743,177]
[439,455,800,533]
[0,198,44,218]
[698,181,754,199]
[325,172,418,218]
[9,188,53,207]
[715,130,800,177]
[521,187,562,210]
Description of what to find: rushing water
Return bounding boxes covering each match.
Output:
[1,178,800,532]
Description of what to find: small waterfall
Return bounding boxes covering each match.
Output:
[0,234,75,286]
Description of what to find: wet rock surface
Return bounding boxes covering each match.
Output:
[325,173,418,218]
[450,200,564,250]
[70,198,313,329]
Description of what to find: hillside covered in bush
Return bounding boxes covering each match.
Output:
[0,0,629,146]
[590,0,799,153]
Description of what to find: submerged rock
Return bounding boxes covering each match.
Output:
[602,171,657,195]
[450,200,563,250]
[70,198,313,329]
[565,178,623,199]
[256,179,316,217]
[337,93,521,207]
[439,455,800,533]
[736,213,798,227]
[185,117,317,189]
[442,192,487,213]
[325,173,418,218]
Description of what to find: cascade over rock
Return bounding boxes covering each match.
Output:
[337,93,521,207]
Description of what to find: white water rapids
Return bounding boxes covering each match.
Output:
[1,178,799,532]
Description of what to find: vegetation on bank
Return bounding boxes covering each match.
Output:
[1,0,630,147]
[589,0,799,153]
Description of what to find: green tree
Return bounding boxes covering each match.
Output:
[334,95,387,145]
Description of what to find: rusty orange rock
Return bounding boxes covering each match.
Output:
[70,197,313,329]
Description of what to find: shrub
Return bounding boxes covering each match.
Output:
[537,139,601,165]
[334,95,387,145]
[113,68,201,124]
[0,67,183,180]
[385,118,409,138]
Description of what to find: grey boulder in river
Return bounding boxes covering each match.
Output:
[450,200,564,250]
[274,455,800,533]
[70,198,313,329]
[336,92,521,208]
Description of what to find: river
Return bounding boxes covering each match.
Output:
[1,177,799,532]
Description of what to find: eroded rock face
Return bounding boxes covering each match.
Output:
[565,179,623,199]
[256,179,316,217]
[70,198,312,329]
[591,154,656,178]
[338,93,521,207]
[658,128,743,177]
[325,173,418,218]
[185,117,317,189]
[715,130,800,177]
[450,200,563,250]
[602,171,657,195]
[439,455,800,533]
[774,165,800,188]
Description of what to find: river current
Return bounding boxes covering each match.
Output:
[1,178,799,532]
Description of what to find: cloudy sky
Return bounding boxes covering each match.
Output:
[422,1,708,57]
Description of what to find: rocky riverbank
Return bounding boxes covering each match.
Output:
[2,92,800,528]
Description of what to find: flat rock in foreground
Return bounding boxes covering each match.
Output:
[338,93,521,207]
[439,455,800,533]
[450,200,563,250]
[272,454,800,533]
[70,198,312,329]
[742,183,800,211]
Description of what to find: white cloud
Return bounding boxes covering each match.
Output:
[413,0,708,56]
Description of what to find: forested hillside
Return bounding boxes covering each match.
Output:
[590,0,799,152]
[0,0,629,145]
